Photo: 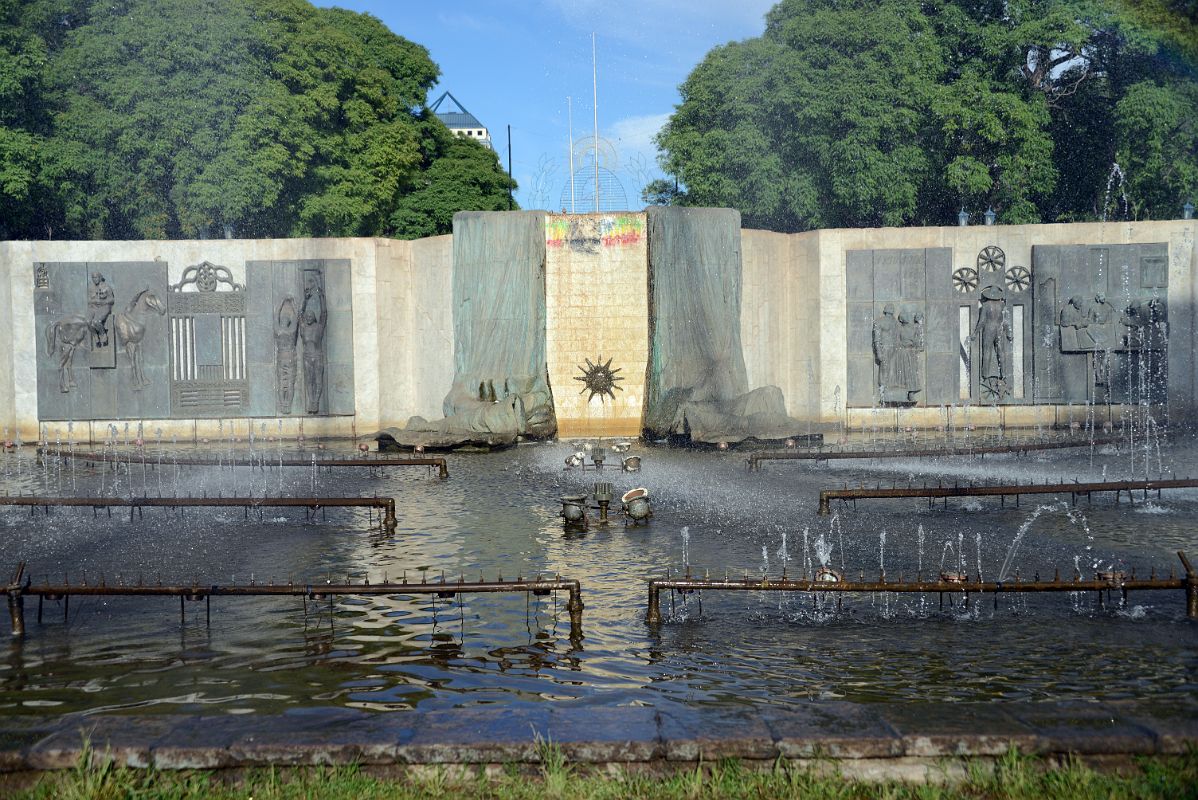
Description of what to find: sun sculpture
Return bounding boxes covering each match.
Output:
[574,355,624,402]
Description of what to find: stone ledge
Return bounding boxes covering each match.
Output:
[1,700,1193,772]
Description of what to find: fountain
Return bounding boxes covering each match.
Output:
[1,206,1196,771]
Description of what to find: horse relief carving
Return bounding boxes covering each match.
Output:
[115,289,166,390]
[44,315,91,393]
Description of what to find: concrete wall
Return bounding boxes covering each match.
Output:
[0,236,454,441]
[3,216,1195,441]
[742,229,823,421]
[740,219,1198,428]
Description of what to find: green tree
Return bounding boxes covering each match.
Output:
[656,0,1198,229]
[390,124,516,238]
[0,0,51,238]
[0,0,514,240]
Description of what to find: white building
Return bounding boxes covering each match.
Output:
[430,91,491,149]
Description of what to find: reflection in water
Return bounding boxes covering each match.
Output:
[1,435,1196,715]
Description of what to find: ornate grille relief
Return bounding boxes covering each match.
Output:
[168,261,248,415]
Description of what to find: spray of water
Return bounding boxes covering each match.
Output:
[998,503,1057,581]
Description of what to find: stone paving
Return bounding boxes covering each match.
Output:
[1,699,1195,773]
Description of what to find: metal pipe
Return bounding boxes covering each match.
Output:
[818,478,1198,515]
[6,563,25,638]
[0,495,398,528]
[38,449,449,478]
[750,437,1122,471]
[7,571,583,637]
[647,585,661,623]
[649,576,1184,594]
[1180,550,1197,620]
[644,556,1191,621]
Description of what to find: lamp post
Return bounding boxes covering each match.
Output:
[983,207,997,226]
[1184,201,1194,220]
[957,208,970,226]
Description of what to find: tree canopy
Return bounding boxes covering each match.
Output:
[0,0,514,240]
[654,0,1198,229]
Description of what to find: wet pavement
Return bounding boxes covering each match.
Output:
[1,698,1195,771]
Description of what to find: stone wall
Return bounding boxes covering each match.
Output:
[739,220,1198,428]
[0,237,454,442]
[3,217,1195,441]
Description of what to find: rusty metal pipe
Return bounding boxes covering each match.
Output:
[645,556,1192,621]
[0,494,392,514]
[1180,551,1198,620]
[649,576,1184,595]
[7,571,583,637]
[750,437,1123,471]
[817,478,1198,515]
[38,449,449,478]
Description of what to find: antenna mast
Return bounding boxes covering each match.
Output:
[592,32,600,213]
[567,97,576,213]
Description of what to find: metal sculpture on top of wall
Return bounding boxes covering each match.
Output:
[847,243,1168,407]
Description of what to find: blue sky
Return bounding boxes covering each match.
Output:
[316,1,775,210]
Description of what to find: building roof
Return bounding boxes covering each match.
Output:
[430,91,485,130]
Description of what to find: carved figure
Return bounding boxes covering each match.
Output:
[1059,295,1095,351]
[896,310,924,401]
[299,270,328,415]
[87,272,115,348]
[1089,294,1115,347]
[972,285,1012,400]
[113,289,166,390]
[1121,298,1166,350]
[872,304,900,401]
[274,296,299,412]
[44,316,92,393]
[1089,294,1116,398]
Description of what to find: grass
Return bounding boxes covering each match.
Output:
[7,741,1198,800]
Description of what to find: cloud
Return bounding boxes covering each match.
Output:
[607,112,670,164]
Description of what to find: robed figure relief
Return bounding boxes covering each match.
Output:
[873,304,923,404]
[274,296,299,413]
[896,310,924,401]
[300,270,328,415]
[872,304,899,402]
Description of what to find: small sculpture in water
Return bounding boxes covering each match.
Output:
[621,487,651,525]
[274,296,299,413]
[560,494,589,528]
[299,270,327,414]
[113,289,166,390]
